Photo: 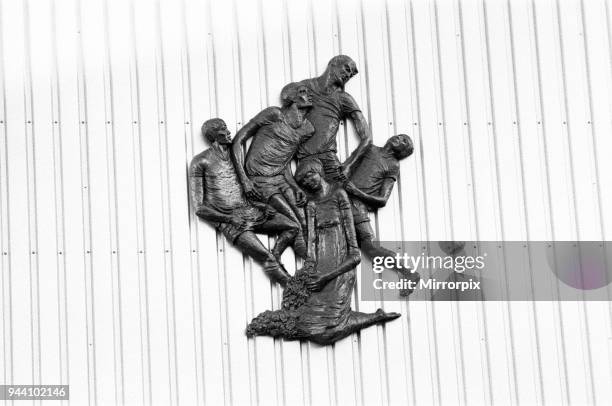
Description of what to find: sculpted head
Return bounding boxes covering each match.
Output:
[281,83,312,109]
[202,118,232,145]
[385,134,413,160]
[325,55,358,87]
[295,158,325,191]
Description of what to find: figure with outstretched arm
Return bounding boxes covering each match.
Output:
[231,83,315,258]
[189,118,302,286]
[293,55,372,183]
[343,134,420,296]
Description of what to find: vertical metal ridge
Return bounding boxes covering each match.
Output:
[21,0,42,386]
[575,5,612,371]
[576,0,606,240]
[74,0,98,403]
[377,2,415,405]
[127,1,152,403]
[601,0,612,391]
[152,2,180,404]
[402,1,441,403]
[549,1,580,235]
[307,0,319,75]
[551,0,596,403]
[100,0,125,403]
[503,1,545,403]
[49,0,71,401]
[478,1,521,403]
[405,1,445,404]
[453,1,493,404]
[0,0,14,390]
[178,0,206,403]
[381,3,417,405]
[527,1,570,403]
[429,1,468,403]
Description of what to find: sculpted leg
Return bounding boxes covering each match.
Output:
[262,196,307,259]
[267,194,303,229]
[314,309,401,345]
[234,231,291,285]
[356,222,420,296]
[280,188,307,229]
[256,212,305,260]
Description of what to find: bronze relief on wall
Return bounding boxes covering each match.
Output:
[189,55,416,345]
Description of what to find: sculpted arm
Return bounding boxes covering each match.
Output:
[342,110,373,177]
[283,165,306,207]
[345,177,395,209]
[231,120,260,186]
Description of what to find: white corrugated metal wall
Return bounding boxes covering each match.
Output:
[1,0,611,405]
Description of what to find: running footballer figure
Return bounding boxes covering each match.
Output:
[293,55,372,183]
[344,134,420,296]
[189,118,301,286]
[231,83,315,258]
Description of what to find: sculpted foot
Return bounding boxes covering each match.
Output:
[292,232,308,259]
[263,260,291,286]
[398,269,420,297]
[375,308,401,322]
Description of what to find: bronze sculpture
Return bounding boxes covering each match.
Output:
[294,55,372,182]
[246,159,400,345]
[231,83,315,258]
[344,134,420,295]
[189,55,415,345]
[189,118,300,286]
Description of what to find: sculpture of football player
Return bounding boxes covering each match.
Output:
[293,55,372,183]
[343,134,420,295]
[189,118,301,286]
[231,83,315,258]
